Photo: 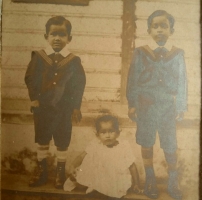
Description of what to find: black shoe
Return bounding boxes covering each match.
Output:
[144,168,159,199]
[29,159,48,187]
[167,170,182,200]
[55,162,66,189]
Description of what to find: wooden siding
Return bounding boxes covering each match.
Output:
[2,0,200,121]
[2,0,123,106]
[134,0,201,118]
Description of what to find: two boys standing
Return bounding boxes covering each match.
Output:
[25,10,187,200]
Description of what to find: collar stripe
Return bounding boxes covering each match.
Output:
[141,45,183,62]
[36,50,53,66]
[58,53,76,69]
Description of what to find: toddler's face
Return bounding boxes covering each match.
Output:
[97,121,119,147]
[148,15,173,46]
[45,24,70,52]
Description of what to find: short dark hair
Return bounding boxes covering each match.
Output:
[95,115,120,133]
[45,16,72,36]
[147,10,175,30]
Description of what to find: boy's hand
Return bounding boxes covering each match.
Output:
[128,107,137,121]
[30,100,39,107]
[176,112,184,121]
[72,109,82,124]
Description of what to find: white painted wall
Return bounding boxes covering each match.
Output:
[1,1,200,199]
[2,0,123,103]
[135,0,201,120]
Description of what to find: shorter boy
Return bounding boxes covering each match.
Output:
[25,16,86,189]
[127,10,187,199]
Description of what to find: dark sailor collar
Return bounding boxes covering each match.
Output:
[140,45,183,62]
[34,50,76,69]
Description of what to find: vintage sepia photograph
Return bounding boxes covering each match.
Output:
[1,0,201,200]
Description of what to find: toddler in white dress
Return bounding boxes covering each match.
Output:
[64,115,141,198]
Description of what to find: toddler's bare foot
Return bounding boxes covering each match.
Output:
[133,185,144,195]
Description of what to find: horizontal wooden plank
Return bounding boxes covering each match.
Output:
[137,0,199,4]
[2,46,121,56]
[187,94,201,105]
[135,1,199,23]
[2,59,200,79]
[1,85,200,105]
[135,38,200,58]
[1,173,148,200]
[185,59,201,77]
[2,49,198,75]
[3,66,200,95]
[2,15,122,36]
[1,87,121,101]
[2,50,122,71]
[3,61,200,79]
[2,99,128,115]
[1,68,121,89]
[3,0,123,17]
[2,98,200,120]
[178,129,200,150]
[2,33,122,53]
[11,0,90,6]
[1,113,200,132]
[135,20,200,41]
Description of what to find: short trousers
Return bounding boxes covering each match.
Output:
[32,106,72,148]
[136,100,177,153]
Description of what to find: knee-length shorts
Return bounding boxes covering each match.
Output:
[136,100,177,153]
[32,106,72,148]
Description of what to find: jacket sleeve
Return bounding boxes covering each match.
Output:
[24,51,41,101]
[176,51,187,113]
[71,57,86,109]
[126,48,141,108]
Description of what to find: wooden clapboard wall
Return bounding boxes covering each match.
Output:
[134,0,200,121]
[2,0,123,114]
[2,0,200,122]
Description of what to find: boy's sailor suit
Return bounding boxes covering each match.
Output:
[127,40,187,153]
[25,45,86,148]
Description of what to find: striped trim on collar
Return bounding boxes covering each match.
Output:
[35,50,76,68]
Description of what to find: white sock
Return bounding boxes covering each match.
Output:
[37,144,49,161]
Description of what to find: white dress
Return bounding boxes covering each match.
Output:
[76,138,135,198]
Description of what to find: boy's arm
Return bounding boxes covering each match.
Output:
[126,49,140,120]
[71,57,86,123]
[24,52,40,104]
[176,52,187,120]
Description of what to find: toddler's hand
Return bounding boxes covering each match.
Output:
[176,112,184,121]
[72,109,82,124]
[128,107,137,121]
[31,100,39,107]
[132,185,143,195]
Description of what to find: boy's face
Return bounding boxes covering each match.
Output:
[45,23,70,52]
[97,121,119,147]
[148,15,173,46]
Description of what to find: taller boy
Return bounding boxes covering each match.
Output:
[25,16,86,188]
[127,10,187,199]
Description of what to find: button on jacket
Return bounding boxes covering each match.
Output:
[25,50,86,111]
